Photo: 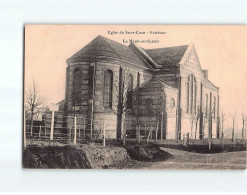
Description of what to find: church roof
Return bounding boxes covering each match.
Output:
[68,35,148,68]
[145,45,189,68]
[203,77,218,90]
[140,76,178,91]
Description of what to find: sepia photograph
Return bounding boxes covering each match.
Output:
[23,25,247,169]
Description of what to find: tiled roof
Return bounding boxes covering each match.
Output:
[145,45,189,68]
[69,35,148,68]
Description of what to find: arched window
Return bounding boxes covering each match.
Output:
[127,74,133,109]
[213,96,216,119]
[137,72,140,87]
[186,74,198,114]
[169,97,176,110]
[103,70,113,108]
[205,94,208,118]
[190,74,194,113]
[194,77,197,113]
[186,76,190,113]
[73,68,82,105]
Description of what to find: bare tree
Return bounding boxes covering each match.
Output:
[193,107,201,141]
[241,113,246,139]
[231,112,236,142]
[189,112,195,140]
[190,105,207,141]
[221,110,225,139]
[201,106,209,139]
[25,79,46,134]
[204,105,215,139]
[113,67,132,140]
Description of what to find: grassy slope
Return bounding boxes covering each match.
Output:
[111,148,247,170]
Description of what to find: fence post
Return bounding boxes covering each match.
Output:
[30,125,33,136]
[144,123,147,137]
[69,127,71,142]
[103,120,106,147]
[44,118,47,139]
[39,125,41,139]
[147,128,152,143]
[23,110,26,149]
[74,115,77,146]
[123,134,126,146]
[137,125,140,144]
[50,110,54,141]
[209,138,211,151]
[150,125,153,139]
[155,119,159,143]
[83,117,86,139]
[123,120,126,146]
[90,116,93,140]
[136,125,138,142]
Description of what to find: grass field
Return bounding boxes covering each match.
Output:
[24,139,246,169]
[112,148,247,169]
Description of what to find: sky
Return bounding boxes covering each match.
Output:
[25,25,247,122]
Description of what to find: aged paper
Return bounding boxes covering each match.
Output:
[23,25,246,169]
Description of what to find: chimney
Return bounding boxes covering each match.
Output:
[202,70,208,79]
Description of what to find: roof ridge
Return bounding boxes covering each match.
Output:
[99,35,129,49]
[99,35,122,60]
[146,45,189,51]
[156,77,177,89]
[203,77,218,89]
[129,43,160,69]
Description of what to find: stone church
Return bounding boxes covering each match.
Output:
[63,35,220,140]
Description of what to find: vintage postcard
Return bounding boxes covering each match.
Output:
[23,25,247,169]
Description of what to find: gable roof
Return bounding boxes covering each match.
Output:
[68,35,148,68]
[140,76,178,91]
[203,77,218,90]
[145,45,189,69]
[129,43,162,69]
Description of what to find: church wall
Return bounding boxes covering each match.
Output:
[165,89,178,139]
[179,67,203,140]
[202,86,219,138]
[131,78,178,139]
[133,78,164,138]
[65,57,148,138]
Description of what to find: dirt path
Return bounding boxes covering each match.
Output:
[112,148,247,169]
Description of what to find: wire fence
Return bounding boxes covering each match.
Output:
[23,111,163,148]
[23,111,246,149]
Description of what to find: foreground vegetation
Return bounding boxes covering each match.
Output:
[23,139,246,169]
[112,148,247,169]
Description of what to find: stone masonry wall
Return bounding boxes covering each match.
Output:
[65,57,150,139]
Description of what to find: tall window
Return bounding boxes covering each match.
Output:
[186,76,190,113]
[213,96,216,119]
[190,74,194,113]
[73,68,82,105]
[194,77,197,113]
[137,72,140,87]
[205,94,208,118]
[127,74,133,109]
[104,70,113,108]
